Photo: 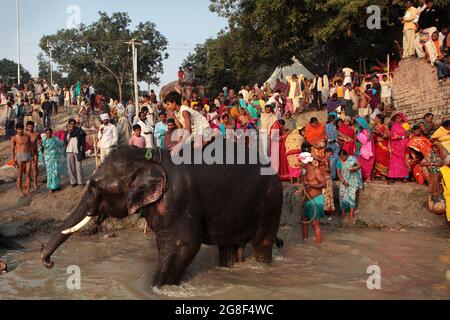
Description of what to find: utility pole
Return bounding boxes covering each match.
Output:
[125,39,142,113]
[16,0,21,85]
[47,41,53,86]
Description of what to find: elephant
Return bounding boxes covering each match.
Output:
[41,143,283,287]
[159,80,206,102]
[159,80,181,102]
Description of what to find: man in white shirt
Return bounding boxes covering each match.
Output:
[380,74,393,110]
[97,114,118,163]
[342,67,354,86]
[286,74,305,114]
[136,111,154,149]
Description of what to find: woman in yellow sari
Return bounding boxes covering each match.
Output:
[431,120,450,154]
[439,165,450,225]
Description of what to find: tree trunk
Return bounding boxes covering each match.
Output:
[116,78,123,103]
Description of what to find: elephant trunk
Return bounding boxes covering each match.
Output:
[41,195,91,269]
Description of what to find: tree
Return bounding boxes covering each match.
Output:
[37,53,65,85]
[38,11,168,101]
[195,0,450,91]
[0,59,32,84]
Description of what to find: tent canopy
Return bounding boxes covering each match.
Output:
[266,57,314,88]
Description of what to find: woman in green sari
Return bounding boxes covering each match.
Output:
[337,150,363,219]
[41,128,67,193]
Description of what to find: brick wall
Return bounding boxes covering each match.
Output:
[392,58,450,125]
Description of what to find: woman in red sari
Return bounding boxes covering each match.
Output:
[407,125,432,185]
[337,117,356,155]
[270,119,290,181]
[373,114,391,179]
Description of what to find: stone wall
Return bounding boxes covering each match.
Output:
[392,58,450,125]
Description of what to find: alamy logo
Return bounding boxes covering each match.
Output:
[366,5,381,30]
[66,5,81,29]
[66,265,81,290]
[366,265,381,290]
[169,129,280,176]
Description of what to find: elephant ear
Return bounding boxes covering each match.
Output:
[127,164,167,216]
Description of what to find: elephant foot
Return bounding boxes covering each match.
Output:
[233,243,246,264]
[218,245,235,268]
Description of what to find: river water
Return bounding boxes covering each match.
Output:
[1,227,449,300]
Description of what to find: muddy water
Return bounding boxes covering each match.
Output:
[1,227,449,300]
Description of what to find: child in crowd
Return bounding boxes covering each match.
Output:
[163,118,178,152]
[129,124,146,149]
[154,113,168,149]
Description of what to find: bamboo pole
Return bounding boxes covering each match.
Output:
[93,134,99,169]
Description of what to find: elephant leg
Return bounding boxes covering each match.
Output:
[152,226,202,287]
[252,238,274,264]
[218,245,235,268]
[233,242,246,264]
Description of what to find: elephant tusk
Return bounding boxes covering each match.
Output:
[61,216,93,235]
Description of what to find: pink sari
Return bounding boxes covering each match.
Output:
[356,129,375,181]
[388,122,409,179]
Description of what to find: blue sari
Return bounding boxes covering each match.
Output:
[325,123,340,179]
[41,136,67,191]
[337,156,363,211]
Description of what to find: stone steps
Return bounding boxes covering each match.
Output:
[392,58,450,124]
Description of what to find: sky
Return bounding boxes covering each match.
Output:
[0,0,227,93]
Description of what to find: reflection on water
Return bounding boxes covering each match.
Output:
[1,227,449,300]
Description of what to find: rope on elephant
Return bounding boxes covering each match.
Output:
[284,184,317,225]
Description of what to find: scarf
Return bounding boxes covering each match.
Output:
[305,123,326,145]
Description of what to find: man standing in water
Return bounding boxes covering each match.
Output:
[298,152,326,244]
[11,123,33,197]
[26,121,42,190]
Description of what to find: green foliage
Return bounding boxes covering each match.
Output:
[188,0,450,94]
[38,11,168,101]
[0,59,32,84]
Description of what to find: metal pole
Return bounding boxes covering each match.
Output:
[48,41,53,86]
[125,39,142,114]
[133,43,139,114]
[16,0,21,85]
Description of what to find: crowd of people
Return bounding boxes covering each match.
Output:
[401,0,449,82]
[1,5,450,242]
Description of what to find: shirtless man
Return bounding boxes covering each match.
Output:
[26,121,42,190]
[298,152,327,244]
[11,123,33,197]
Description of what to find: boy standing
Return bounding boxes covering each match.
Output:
[4,102,16,139]
[11,123,33,197]
[154,113,168,149]
[129,124,147,149]
[26,121,42,190]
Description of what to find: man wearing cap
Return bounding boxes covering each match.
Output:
[298,152,326,244]
[97,113,118,163]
